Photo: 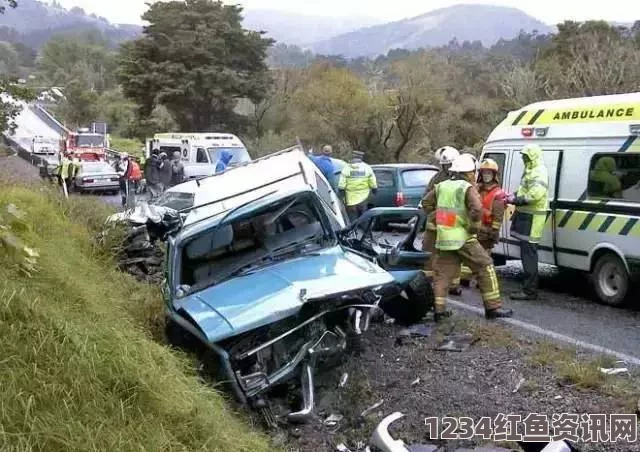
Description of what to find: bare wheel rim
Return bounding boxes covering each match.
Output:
[598,261,624,299]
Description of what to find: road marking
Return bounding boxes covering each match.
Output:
[447,298,640,366]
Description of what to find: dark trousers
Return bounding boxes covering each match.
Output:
[346,202,367,224]
[520,240,539,296]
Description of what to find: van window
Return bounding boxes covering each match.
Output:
[587,154,640,203]
[373,170,395,188]
[196,148,208,163]
[482,152,507,183]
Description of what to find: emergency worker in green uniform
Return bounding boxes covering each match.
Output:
[338,150,378,223]
[506,144,549,301]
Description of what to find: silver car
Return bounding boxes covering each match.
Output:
[73,161,120,194]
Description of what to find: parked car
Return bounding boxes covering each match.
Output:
[369,164,439,208]
[73,161,120,194]
[160,147,434,422]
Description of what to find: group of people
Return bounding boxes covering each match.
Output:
[309,142,549,323]
[421,144,549,322]
[116,149,187,206]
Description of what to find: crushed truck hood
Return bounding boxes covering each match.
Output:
[175,246,394,343]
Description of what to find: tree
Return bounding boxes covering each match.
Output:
[38,32,117,92]
[536,21,640,97]
[0,1,16,15]
[118,0,273,132]
[290,65,377,154]
[56,79,98,128]
[0,1,34,134]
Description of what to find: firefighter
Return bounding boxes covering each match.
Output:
[421,146,464,295]
[506,144,549,301]
[423,153,513,322]
[477,158,506,251]
[338,150,378,223]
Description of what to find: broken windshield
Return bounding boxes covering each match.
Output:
[178,194,332,294]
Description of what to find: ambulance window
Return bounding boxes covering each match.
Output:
[196,148,207,163]
[482,153,506,183]
[587,154,640,203]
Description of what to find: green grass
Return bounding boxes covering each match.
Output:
[109,136,145,158]
[0,184,273,452]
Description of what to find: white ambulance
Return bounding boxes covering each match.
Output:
[481,92,640,306]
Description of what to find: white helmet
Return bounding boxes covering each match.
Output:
[450,153,478,173]
[435,146,460,166]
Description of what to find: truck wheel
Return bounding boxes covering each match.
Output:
[591,253,629,307]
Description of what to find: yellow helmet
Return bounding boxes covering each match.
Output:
[480,158,499,172]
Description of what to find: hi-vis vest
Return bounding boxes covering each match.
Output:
[435,179,472,251]
[56,158,71,179]
[339,162,377,207]
[482,186,505,227]
[129,161,142,181]
[513,165,549,243]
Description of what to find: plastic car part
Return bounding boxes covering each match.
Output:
[370,412,409,452]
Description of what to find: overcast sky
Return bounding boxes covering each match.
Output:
[55,0,640,25]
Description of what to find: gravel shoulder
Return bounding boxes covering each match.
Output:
[274,315,640,452]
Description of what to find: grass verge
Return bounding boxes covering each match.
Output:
[0,183,272,451]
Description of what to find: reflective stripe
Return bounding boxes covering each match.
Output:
[523,179,548,190]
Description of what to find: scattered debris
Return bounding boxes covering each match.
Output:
[407,445,438,452]
[411,377,421,386]
[513,377,525,393]
[361,400,385,418]
[339,372,349,388]
[370,412,409,452]
[554,395,563,400]
[336,443,352,452]
[324,414,344,427]
[600,367,629,376]
[398,324,433,339]
[436,333,477,352]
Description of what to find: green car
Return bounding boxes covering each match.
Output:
[369,164,439,208]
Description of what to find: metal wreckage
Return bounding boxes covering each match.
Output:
[111,146,437,423]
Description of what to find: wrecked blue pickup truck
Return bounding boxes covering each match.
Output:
[160,147,434,421]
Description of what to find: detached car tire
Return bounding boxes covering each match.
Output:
[382,271,433,325]
[591,253,629,307]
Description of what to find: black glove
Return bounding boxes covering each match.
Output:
[371,188,378,196]
[514,196,529,207]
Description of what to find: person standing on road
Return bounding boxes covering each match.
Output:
[477,158,507,251]
[55,152,72,195]
[170,151,185,187]
[421,146,464,296]
[506,144,549,301]
[338,150,377,223]
[145,149,163,199]
[116,153,133,208]
[423,153,513,322]
[309,145,336,187]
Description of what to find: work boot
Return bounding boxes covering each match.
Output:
[509,291,538,301]
[485,308,513,320]
[434,310,453,323]
[448,286,463,296]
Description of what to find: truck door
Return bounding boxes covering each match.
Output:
[504,148,561,264]
[481,150,509,258]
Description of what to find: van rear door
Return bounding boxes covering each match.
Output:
[503,148,562,264]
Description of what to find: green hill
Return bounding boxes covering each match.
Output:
[0,182,272,452]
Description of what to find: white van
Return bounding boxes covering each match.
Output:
[481,92,640,306]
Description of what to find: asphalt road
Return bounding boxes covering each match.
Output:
[456,262,640,362]
[373,228,640,363]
